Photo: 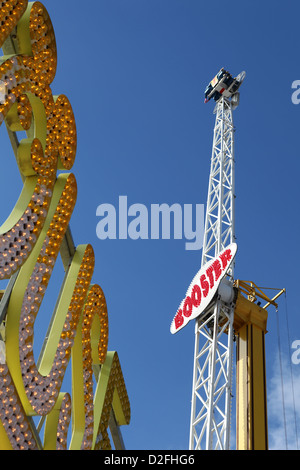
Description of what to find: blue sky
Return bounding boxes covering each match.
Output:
[1,0,300,450]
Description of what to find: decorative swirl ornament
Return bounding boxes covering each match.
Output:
[0,0,130,450]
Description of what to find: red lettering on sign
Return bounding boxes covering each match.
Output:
[183,296,193,318]
[206,265,215,289]
[175,309,184,329]
[171,244,237,334]
[200,274,209,297]
[212,259,222,281]
[219,249,232,270]
[191,284,201,308]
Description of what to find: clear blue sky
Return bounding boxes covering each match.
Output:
[1,0,300,450]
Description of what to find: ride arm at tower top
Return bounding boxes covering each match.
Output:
[204,68,246,103]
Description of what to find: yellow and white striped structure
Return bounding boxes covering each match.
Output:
[0,0,130,450]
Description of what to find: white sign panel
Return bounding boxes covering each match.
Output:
[170,243,237,334]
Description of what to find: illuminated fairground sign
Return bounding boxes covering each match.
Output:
[0,1,130,450]
[170,243,237,334]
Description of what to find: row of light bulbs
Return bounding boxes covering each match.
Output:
[0,0,130,450]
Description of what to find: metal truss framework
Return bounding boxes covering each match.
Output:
[201,98,235,270]
[189,97,236,450]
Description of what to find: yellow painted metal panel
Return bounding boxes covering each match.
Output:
[235,298,268,450]
[252,326,268,450]
[5,174,75,416]
[92,352,130,450]
[236,324,248,450]
[0,419,13,450]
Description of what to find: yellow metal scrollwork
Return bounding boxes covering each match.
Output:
[0,0,130,450]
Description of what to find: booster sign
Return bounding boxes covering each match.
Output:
[170,243,237,334]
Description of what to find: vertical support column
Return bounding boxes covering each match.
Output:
[205,302,220,450]
[189,301,235,450]
[224,306,234,450]
[189,97,235,450]
[235,298,268,450]
[201,98,235,268]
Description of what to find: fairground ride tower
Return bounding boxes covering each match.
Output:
[189,69,284,450]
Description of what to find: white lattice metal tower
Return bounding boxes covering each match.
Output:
[189,88,242,450]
